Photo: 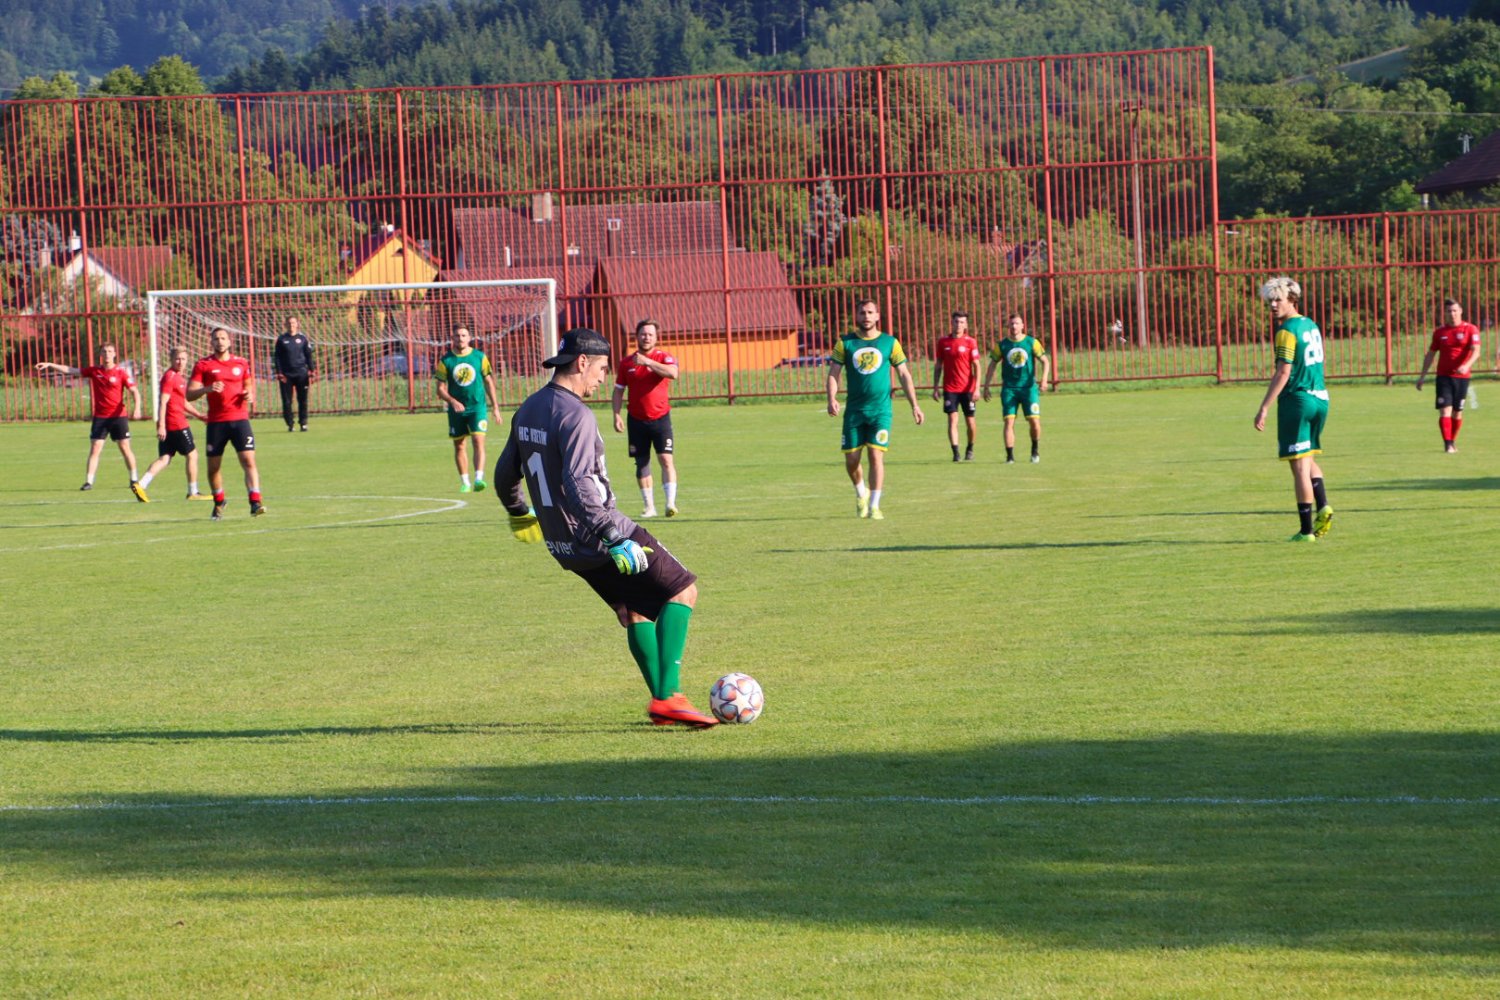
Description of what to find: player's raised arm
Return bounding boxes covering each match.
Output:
[35,361,80,376]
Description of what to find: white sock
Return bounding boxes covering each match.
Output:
[641,487,654,509]
[853,482,868,498]
[86,474,96,485]
[664,482,677,507]
[460,473,471,487]
[870,489,883,509]
[188,482,199,495]
[139,471,154,488]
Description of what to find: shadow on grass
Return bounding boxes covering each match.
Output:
[1242,606,1500,636]
[3,731,1496,953]
[773,539,1264,553]
[1345,477,1500,492]
[0,721,616,743]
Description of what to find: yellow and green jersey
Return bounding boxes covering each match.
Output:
[1273,315,1326,397]
[435,348,493,411]
[833,331,905,415]
[990,335,1046,389]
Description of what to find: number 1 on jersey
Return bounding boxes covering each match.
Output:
[525,451,554,507]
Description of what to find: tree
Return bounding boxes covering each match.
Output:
[1406,18,1500,114]
[14,72,79,100]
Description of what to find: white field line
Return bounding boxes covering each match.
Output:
[2,792,1496,815]
[0,495,467,553]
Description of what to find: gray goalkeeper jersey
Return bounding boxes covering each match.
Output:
[496,382,635,569]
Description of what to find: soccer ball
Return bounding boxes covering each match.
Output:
[709,672,764,724]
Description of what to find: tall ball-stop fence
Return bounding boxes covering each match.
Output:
[2,48,1496,420]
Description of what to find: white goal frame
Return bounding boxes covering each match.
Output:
[145,278,559,419]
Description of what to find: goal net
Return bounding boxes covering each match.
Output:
[145,278,558,418]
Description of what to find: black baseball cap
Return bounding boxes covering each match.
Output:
[542,327,612,368]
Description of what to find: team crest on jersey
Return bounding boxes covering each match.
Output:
[231,366,243,377]
[1006,346,1029,367]
[852,346,885,374]
[453,362,477,387]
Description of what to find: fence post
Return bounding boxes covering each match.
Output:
[875,67,895,327]
[70,101,95,361]
[394,91,418,411]
[553,84,573,334]
[1038,59,1059,385]
[715,76,736,404]
[1382,213,1394,383]
[1206,48,1225,383]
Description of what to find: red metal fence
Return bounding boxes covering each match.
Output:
[2,48,1496,420]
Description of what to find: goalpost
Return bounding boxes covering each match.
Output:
[145,278,558,419]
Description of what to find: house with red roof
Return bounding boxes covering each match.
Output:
[55,245,174,304]
[446,198,805,372]
[595,253,806,374]
[1416,130,1500,204]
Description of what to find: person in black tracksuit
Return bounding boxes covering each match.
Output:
[273,317,317,431]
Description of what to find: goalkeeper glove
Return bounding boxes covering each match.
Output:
[507,509,542,544]
[608,538,653,575]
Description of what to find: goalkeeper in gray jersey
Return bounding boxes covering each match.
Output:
[495,328,717,728]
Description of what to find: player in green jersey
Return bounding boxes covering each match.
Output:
[434,325,501,494]
[981,314,1051,463]
[826,298,925,519]
[1253,276,1333,542]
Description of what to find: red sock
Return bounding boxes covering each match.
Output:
[1452,415,1463,441]
[213,491,226,503]
[249,490,262,503]
[1439,416,1453,443]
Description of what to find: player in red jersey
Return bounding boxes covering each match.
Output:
[187,327,265,520]
[135,345,208,501]
[35,342,146,498]
[611,319,680,517]
[930,310,982,461]
[1414,298,1481,453]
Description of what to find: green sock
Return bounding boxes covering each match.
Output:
[655,602,693,696]
[627,622,662,698]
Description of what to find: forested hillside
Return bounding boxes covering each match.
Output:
[5,1,1500,218]
[0,0,1464,91]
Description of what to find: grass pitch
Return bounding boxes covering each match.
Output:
[1,385,1497,998]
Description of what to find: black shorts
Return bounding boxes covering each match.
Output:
[1434,375,1470,411]
[573,525,697,622]
[942,391,977,416]
[627,414,674,469]
[205,420,256,456]
[158,428,196,457]
[89,417,130,441]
